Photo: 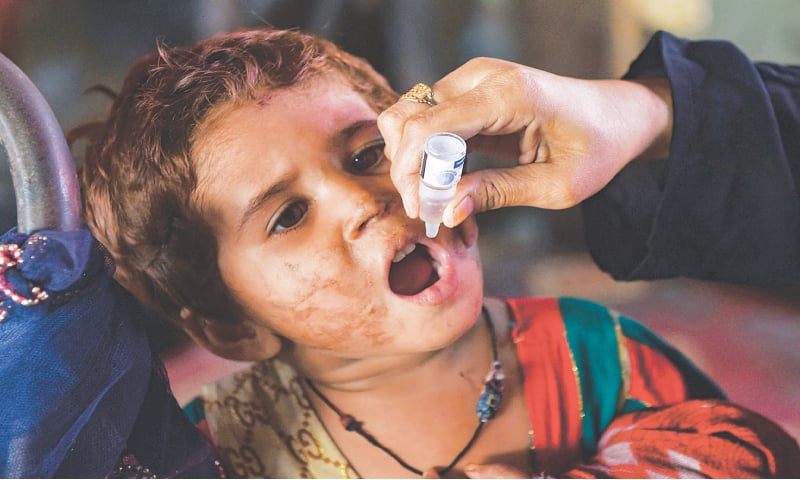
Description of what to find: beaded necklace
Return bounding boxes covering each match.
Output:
[305,307,504,477]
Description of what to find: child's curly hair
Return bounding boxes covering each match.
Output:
[74,28,397,324]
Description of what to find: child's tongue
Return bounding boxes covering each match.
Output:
[389,246,438,296]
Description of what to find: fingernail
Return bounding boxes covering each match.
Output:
[444,196,474,226]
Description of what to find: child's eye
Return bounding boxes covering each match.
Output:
[271,200,308,234]
[349,140,387,173]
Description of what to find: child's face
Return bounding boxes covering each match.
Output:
[191,77,483,359]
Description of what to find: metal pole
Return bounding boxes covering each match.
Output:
[0,52,81,233]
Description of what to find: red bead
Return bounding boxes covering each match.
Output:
[340,414,359,431]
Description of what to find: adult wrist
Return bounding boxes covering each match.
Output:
[628,77,673,160]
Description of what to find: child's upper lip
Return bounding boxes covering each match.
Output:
[389,230,434,266]
[388,231,420,266]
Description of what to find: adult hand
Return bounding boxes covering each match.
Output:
[378,57,672,226]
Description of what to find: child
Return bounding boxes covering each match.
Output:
[76,27,800,478]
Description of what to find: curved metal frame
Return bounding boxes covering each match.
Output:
[0,52,81,233]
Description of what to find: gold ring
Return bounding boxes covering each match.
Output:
[400,83,435,106]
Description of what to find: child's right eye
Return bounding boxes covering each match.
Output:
[270,200,308,234]
[348,140,387,174]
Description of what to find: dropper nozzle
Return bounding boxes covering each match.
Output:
[425,222,440,238]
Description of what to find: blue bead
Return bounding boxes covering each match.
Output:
[476,378,504,422]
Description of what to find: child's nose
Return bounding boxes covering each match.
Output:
[325,175,395,240]
[345,197,389,240]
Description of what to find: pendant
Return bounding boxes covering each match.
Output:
[476,360,505,423]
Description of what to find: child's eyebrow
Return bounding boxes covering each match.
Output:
[237,177,293,232]
[332,119,379,149]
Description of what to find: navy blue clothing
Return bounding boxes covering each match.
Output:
[0,228,219,478]
[583,31,800,287]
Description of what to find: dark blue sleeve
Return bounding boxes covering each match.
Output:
[583,31,800,287]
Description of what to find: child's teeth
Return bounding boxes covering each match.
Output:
[392,244,417,263]
[432,259,442,275]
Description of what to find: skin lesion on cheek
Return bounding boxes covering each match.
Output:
[290,273,391,350]
[271,243,392,350]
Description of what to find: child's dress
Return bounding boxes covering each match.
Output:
[186,297,800,477]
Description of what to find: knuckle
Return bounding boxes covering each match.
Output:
[402,117,432,139]
[500,65,531,91]
[479,176,508,212]
[376,107,404,131]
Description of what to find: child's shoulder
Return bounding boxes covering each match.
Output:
[502,295,713,380]
[503,296,630,338]
[184,356,296,413]
[181,357,354,477]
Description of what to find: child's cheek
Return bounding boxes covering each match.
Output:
[272,251,392,350]
[292,286,391,350]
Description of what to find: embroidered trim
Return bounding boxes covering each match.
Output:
[111,454,157,479]
[0,238,49,321]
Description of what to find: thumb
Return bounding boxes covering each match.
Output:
[464,463,528,478]
[443,163,574,227]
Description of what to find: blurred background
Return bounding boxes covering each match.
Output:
[1,0,798,440]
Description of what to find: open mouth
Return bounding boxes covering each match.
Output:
[389,244,440,296]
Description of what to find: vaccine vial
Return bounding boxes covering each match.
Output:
[419,132,466,238]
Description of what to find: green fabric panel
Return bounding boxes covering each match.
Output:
[182,396,206,424]
[558,297,623,455]
[618,316,726,400]
[622,397,649,414]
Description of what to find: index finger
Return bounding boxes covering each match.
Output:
[379,90,515,219]
[377,99,436,217]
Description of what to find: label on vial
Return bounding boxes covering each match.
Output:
[420,152,464,189]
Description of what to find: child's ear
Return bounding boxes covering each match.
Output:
[178,308,282,361]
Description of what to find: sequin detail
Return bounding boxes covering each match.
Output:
[0,238,49,321]
[111,454,157,479]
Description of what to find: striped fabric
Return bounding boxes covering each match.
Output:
[507,297,799,477]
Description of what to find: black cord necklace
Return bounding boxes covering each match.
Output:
[305,306,504,477]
